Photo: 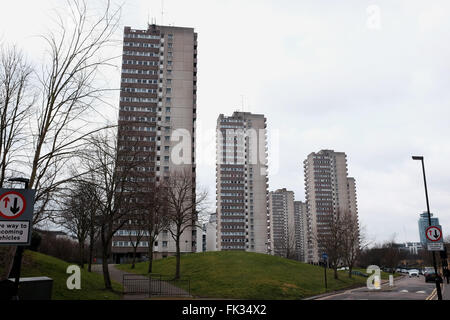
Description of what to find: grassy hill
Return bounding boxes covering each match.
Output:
[19,250,122,300]
[117,251,367,300]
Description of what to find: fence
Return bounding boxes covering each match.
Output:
[122,273,190,298]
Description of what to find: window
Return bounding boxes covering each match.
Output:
[165,116,170,122]
[166,107,171,113]
[162,241,168,248]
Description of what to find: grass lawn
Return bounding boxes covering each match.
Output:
[117,251,367,300]
[20,250,122,300]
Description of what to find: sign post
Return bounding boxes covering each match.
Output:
[0,179,35,300]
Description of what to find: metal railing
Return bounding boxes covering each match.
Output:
[122,273,190,298]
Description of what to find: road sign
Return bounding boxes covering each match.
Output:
[425,226,444,251]
[426,226,442,242]
[322,253,328,260]
[0,189,35,246]
[427,242,444,251]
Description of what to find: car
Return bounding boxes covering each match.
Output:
[401,269,408,274]
[351,270,369,278]
[408,269,419,277]
[424,270,443,283]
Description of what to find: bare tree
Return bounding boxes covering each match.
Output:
[1,0,122,281]
[59,179,99,268]
[315,214,345,279]
[125,212,147,270]
[0,46,35,281]
[273,225,298,260]
[161,169,207,279]
[381,235,407,273]
[29,0,121,225]
[141,185,169,274]
[340,212,369,278]
[0,45,34,186]
[81,131,140,290]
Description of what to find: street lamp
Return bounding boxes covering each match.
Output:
[412,156,442,300]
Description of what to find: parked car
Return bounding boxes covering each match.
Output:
[351,270,369,278]
[401,268,408,273]
[408,269,419,277]
[424,269,443,283]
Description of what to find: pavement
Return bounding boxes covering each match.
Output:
[92,264,191,300]
[437,278,450,300]
[92,264,148,300]
[312,275,439,300]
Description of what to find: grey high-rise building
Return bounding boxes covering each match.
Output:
[269,189,295,258]
[303,150,359,263]
[418,212,440,245]
[294,201,308,262]
[216,112,269,253]
[112,24,198,263]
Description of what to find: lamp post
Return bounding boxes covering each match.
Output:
[412,156,442,300]
[8,177,30,300]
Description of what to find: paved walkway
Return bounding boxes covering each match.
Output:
[92,264,191,300]
[92,264,148,300]
[441,279,450,300]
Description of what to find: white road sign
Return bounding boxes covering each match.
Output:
[426,226,442,242]
[0,191,26,219]
[0,189,35,246]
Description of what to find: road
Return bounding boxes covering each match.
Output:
[317,275,436,300]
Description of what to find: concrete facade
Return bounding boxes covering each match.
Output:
[294,201,308,262]
[269,189,295,258]
[303,150,359,264]
[112,24,198,263]
[216,112,269,253]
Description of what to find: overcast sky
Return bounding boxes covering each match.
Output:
[1,0,449,244]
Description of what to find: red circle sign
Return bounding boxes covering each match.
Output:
[0,191,26,219]
[425,226,442,242]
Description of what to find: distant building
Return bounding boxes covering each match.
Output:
[303,150,359,263]
[269,189,295,258]
[216,112,269,253]
[294,201,308,262]
[400,242,423,255]
[418,212,440,245]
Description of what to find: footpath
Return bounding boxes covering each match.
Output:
[92,264,191,300]
[440,280,450,300]
[92,264,149,300]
